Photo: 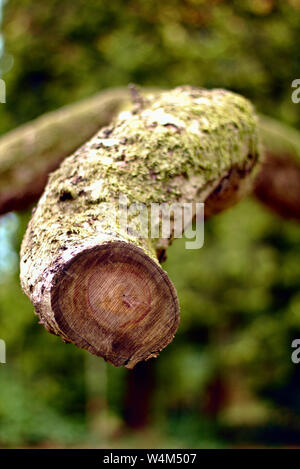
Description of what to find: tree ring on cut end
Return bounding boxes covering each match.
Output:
[51,241,179,367]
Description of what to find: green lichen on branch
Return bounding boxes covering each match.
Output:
[56,87,258,203]
[23,86,259,264]
[20,86,260,366]
[3,86,300,223]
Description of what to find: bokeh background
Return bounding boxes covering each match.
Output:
[1,0,300,448]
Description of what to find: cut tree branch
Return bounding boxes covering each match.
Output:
[20,86,260,368]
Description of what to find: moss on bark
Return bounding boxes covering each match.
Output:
[20,86,260,367]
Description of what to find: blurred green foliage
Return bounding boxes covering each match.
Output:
[1,0,300,448]
[1,0,300,133]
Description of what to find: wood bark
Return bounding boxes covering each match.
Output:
[1,87,300,223]
[20,86,259,368]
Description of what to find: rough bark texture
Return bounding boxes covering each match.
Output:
[0,87,130,214]
[20,86,260,368]
[1,87,300,224]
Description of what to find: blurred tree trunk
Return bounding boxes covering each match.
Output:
[254,115,300,222]
[0,87,130,215]
[123,360,155,429]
